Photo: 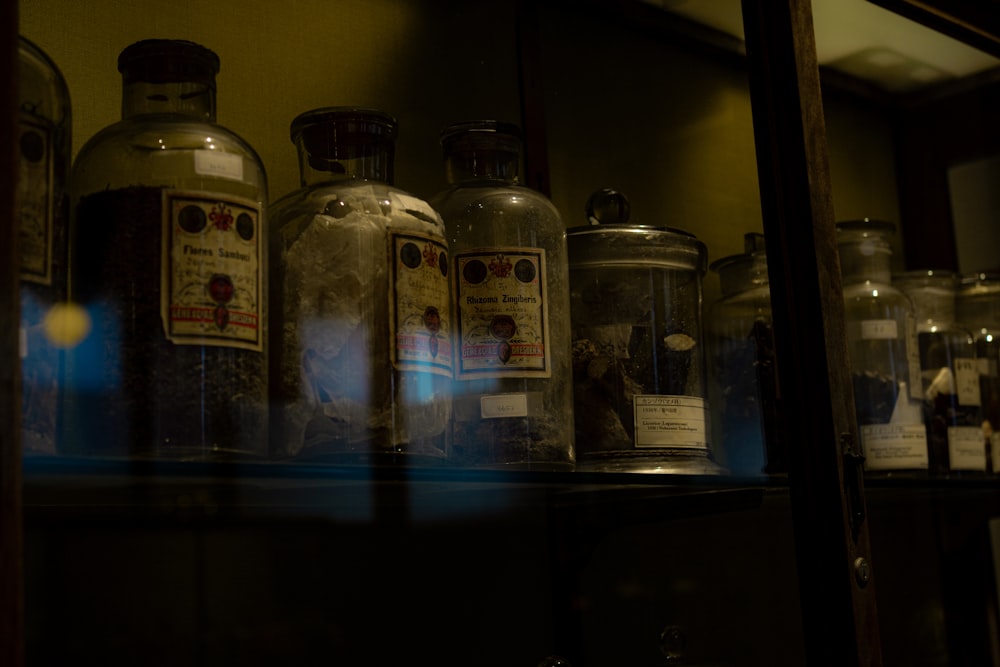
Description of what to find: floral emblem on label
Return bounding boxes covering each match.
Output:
[210,202,234,231]
[489,254,513,278]
[423,243,438,269]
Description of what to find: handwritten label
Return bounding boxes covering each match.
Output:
[194,150,244,181]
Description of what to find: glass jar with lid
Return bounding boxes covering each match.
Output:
[894,270,983,475]
[269,107,452,463]
[17,36,71,457]
[836,219,927,475]
[429,120,573,470]
[705,232,782,476]
[567,189,719,474]
[956,272,1000,474]
[65,39,268,459]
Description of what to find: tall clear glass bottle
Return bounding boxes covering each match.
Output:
[705,233,783,476]
[836,219,927,475]
[269,108,452,463]
[956,272,1000,474]
[17,36,71,456]
[65,39,268,459]
[894,270,983,475]
[429,121,574,470]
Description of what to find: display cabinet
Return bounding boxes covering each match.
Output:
[4,0,1000,665]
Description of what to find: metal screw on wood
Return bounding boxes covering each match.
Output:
[854,556,871,587]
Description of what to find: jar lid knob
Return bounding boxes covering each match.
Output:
[585,188,630,225]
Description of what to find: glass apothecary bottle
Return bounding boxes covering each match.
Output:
[836,219,927,475]
[17,36,71,457]
[956,272,1000,474]
[64,39,268,459]
[894,270,983,475]
[269,108,452,463]
[428,120,574,470]
[706,232,782,476]
[567,189,719,474]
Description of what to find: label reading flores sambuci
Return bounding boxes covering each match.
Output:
[162,190,262,351]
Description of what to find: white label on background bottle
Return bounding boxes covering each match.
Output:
[948,425,987,471]
[454,248,550,379]
[161,189,262,351]
[905,314,924,400]
[633,395,708,449]
[194,149,244,181]
[861,423,929,470]
[389,230,452,377]
[17,116,54,285]
[955,358,982,406]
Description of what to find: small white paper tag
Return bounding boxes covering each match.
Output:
[481,394,528,419]
[194,150,244,181]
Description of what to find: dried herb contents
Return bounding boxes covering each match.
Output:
[64,40,268,459]
[65,186,267,457]
[270,108,451,464]
[566,190,719,474]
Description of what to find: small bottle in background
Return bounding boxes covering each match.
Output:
[956,272,1000,475]
[895,270,984,476]
[706,232,783,476]
[836,219,928,476]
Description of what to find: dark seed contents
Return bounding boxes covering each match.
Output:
[63,186,267,458]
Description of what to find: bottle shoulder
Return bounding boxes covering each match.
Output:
[429,183,564,230]
[270,179,445,241]
[72,115,267,197]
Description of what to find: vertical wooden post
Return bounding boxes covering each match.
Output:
[1,2,25,666]
[741,0,883,664]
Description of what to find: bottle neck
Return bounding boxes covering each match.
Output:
[838,241,892,284]
[445,148,519,185]
[296,141,393,188]
[121,80,216,122]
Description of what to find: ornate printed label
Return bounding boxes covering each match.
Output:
[161,190,262,350]
[390,231,452,376]
[17,115,53,285]
[861,423,929,471]
[454,248,550,379]
[633,395,708,449]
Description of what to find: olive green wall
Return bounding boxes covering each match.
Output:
[19,0,902,304]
